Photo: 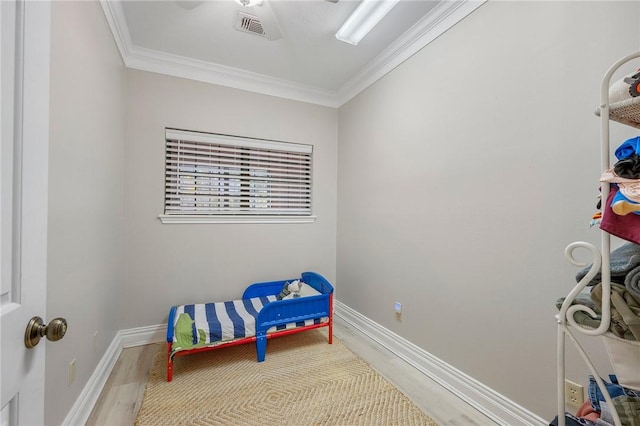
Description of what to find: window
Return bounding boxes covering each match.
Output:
[159,129,314,224]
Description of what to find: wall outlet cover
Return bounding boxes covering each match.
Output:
[564,379,584,409]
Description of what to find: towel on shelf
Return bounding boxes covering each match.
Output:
[555,295,602,330]
[576,241,640,286]
[591,283,640,341]
[625,265,640,300]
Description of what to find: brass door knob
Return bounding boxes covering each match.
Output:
[24,316,68,349]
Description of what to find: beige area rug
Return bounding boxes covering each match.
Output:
[135,329,438,425]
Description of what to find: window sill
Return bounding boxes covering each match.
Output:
[158,214,317,224]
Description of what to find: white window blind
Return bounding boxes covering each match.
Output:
[163,129,313,220]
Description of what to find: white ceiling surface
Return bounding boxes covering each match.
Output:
[101,0,485,107]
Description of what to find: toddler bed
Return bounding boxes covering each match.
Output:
[166,271,334,381]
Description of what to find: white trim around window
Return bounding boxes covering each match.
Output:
[160,128,316,224]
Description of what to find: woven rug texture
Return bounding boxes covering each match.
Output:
[135,329,438,425]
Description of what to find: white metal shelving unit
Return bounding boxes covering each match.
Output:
[557,51,640,426]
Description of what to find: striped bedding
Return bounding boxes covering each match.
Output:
[171,295,325,355]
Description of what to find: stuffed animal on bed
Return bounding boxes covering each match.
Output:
[277,280,303,300]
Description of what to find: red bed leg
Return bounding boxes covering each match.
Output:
[328,293,333,344]
[167,342,173,382]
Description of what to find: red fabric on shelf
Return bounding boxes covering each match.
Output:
[575,400,601,421]
[601,184,640,245]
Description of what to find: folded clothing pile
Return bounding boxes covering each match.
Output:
[549,375,640,426]
[571,242,640,341]
[576,242,640,299]
[587,375,640,426]
[598,137,640,244]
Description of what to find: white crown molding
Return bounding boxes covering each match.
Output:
[334,300,547,426]
[336,0,487,106]
[125,44,342,107]
[99,0,134,59]
[100,0,340,107]
[100,0,485,108]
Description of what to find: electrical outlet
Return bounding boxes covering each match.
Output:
[564,379,584,409]
[68,359,76,387]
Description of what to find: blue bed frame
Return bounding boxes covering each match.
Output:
[166,271,334,381]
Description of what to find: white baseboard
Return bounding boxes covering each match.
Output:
[61,325,167,425]
[120,323,167,348]
[64,305,545,426]
[334,300,547,426]
[61,331,122,426]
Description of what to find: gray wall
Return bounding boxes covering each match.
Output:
[337,0,640,420]
[120,70,338,328]
[47,1,126,424]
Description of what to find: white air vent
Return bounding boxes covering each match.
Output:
[235,12,265,37]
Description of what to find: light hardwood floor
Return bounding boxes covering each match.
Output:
[86,318,499,425]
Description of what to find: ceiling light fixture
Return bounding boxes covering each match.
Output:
[234,0,263,7]
[335,0,400,46]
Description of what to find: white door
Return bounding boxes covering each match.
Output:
[1,0,51,425]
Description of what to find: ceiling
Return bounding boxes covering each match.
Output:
[100,0,485,107]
